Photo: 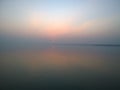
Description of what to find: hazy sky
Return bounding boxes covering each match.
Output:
[0,0,120,43]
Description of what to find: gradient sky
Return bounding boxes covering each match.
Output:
[0,0,120,43]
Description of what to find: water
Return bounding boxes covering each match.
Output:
[1,46,120,89]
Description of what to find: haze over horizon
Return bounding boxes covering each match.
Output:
[0,0,120,44]
[1,1,120,90]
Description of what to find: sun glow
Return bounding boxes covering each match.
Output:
[28,11,74,39]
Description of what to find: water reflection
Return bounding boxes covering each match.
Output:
[1,46,120,89]
[2,46,107,73]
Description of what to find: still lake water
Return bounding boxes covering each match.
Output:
[1,46,120,89]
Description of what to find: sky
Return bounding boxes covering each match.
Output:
[0,0,120,44]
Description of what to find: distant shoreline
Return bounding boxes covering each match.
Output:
[52,44,120,47]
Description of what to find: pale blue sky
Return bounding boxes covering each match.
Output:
[0,0,120,43]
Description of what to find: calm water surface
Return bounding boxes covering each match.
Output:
[1,46,120,89]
